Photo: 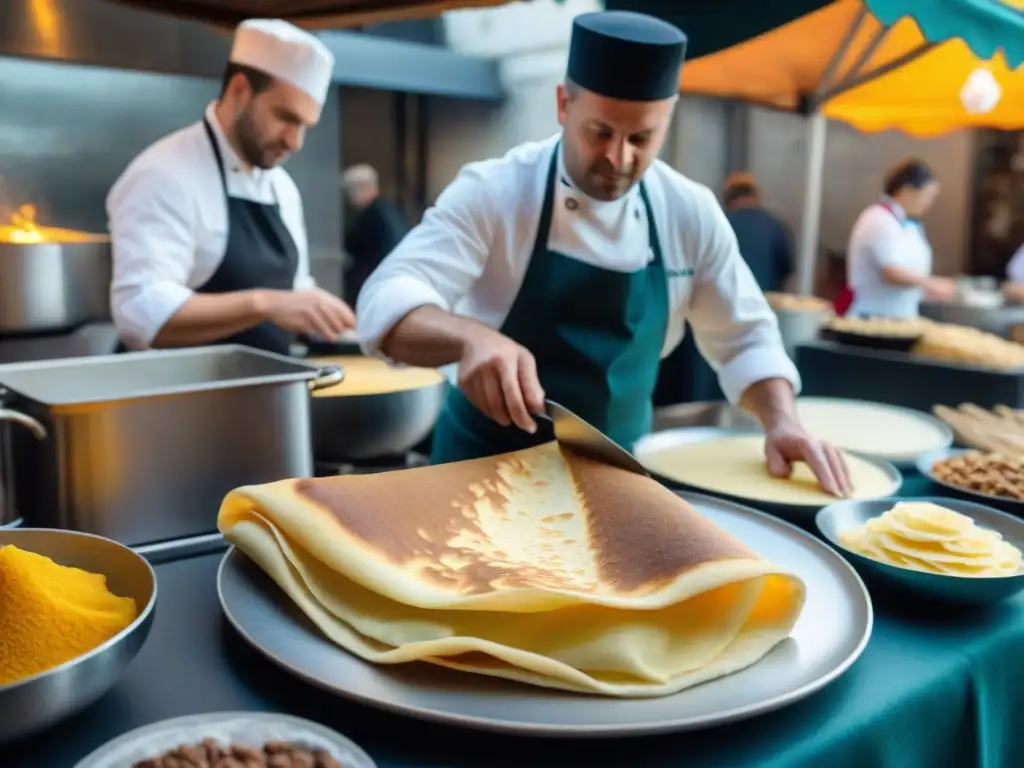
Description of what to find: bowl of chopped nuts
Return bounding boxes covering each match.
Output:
[917,448,1024,512]
[73,712,376,768]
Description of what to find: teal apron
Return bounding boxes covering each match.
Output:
[431,143,670,464]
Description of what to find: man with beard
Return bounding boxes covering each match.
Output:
[356,11,852,496]
[107,19,354,353]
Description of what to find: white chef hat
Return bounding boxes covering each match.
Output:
[229,19,335,108]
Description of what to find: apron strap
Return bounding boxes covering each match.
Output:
[637,181,660,267]
[202,118,230,198]
[533,145,559,250]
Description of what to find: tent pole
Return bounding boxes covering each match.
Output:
[789,6,860,296]
[795,110,828,296]
[821,41,938,101]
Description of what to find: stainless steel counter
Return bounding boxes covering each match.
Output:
[795,340,1024,412]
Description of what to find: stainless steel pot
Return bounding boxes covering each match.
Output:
[772,306,831,360]
[0,345,341,546]
[0,406,44,529]
[0,237,112,335]
[307,355,447,462]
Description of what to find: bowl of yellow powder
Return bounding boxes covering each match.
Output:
[0,528,157,744]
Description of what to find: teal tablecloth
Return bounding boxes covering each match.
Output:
[421,590,1024,767]
[399,471,1024,768]
[432,470,1024,768]
[666,470,1024,768]
[580,471,1024,768]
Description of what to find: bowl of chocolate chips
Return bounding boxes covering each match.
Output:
[73,712,376,768]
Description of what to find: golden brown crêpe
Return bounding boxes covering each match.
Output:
[218,441,805,697]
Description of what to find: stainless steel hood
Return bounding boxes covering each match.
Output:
[107,0,512,28]
[0,0,504,99]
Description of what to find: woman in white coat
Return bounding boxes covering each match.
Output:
[845,159,957,318]
[1003,242,1024,303]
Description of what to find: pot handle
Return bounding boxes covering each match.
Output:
[309,365,344,392]
[0,408,47,441]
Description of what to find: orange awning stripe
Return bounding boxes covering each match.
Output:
[680,0,1024,136]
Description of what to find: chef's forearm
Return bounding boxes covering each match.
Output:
[739,377,800,431]
[880,265,926,287]
[380,305,488,367]
[151,290,266,347]
[1004,282,1024,303]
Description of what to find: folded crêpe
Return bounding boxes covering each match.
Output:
[217,441,806,697]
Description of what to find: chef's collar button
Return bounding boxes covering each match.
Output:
[565,198,579,211]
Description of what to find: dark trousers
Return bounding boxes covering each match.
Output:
[653,329,724,407]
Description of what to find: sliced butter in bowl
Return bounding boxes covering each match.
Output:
[817,497,1024,606]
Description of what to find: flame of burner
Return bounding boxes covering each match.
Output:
[7,204,43,243]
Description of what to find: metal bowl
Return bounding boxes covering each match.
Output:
[915,447,1024,512]
[307,355,448,462]
[652,398,952,470]
[634,426,903,527]
[0,528,157,744]
[816,497,1024,606]
[74,712,376,768]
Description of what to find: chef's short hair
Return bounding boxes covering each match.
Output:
[343,164,378,195]
[221,63,273,97]
[723,172,760,205]
[883,159,934,196]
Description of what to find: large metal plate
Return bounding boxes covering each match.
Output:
[217,492,873,738]
[634,428,903,521]
[916,447,1024,512]
[651,398,953,469]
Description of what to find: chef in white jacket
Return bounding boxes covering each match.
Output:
[1003,243,1024,303]
[846,158,956,318]
[357,11,851,496]
[107,19,354,353]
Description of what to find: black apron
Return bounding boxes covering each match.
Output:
[115,118,300,354]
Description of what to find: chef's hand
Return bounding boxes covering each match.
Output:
[924,276,958,301]
[764,424,853,498]
[458,328,546,434]
[260,288,356,340]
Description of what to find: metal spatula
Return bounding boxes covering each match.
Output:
[541,400,650,477]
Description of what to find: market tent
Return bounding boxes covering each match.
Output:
[108,0,511,28]
[606,0,1024,75]
[681,0,1024,136]
[658,0,1024,293]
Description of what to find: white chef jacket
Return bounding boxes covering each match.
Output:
[106,102,315,349]
[1006,243,1024,283]
[847,198,932,318]
[357,134,799,405]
